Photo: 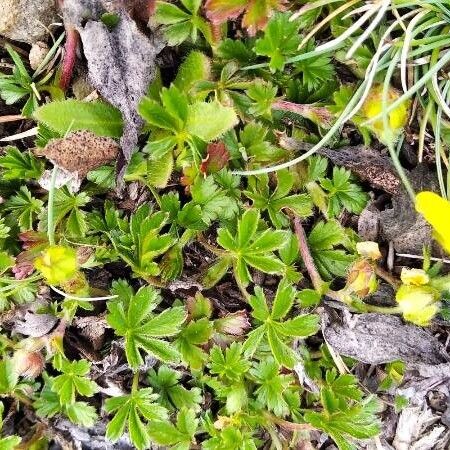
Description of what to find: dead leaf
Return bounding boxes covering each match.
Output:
[13,310,57,337]
[35,130,120,179]
[323,311,448,366]
[61,0,164,161]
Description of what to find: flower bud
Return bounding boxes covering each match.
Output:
[356,241,382,260]
[12,349,45,378]
[215,311,250,336]
[346,259,378,297]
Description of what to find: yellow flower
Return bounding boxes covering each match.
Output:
[400,268,429,286]
[356,241,382,260]
[361,84,409,144]
[346,259,378,298]
[34,245,78,285]
[395,285,439,326]
[416,191,450,254]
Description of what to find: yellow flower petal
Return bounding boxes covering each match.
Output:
[416,191,450,254]
[396,285,438,326]
[34,245,78,285]
[400,268,429,286]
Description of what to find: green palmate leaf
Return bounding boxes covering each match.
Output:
[39,186,90,238]
[105,204,175,278]
[155,0,212,46]
[175,317,213,369]
[305,398,382,450]
[245,169,312,228]
[243,280,320,368]
[105,387,168,450]
[51,359,98,404]
[246,80,277,119]
[208,342,251,383]
[203,426,258,450]
[34,100,123,137]
[86,165,116,189]
[107,283,186,368]
[0,147,44,180]
[148,408,198,450]
[217,209,286,286]
[5,186,43,231]
[320,167,369,217]
[254,12,301,72]
[147,366,202,411]
[250,358,296,417]
[308,220,356,280]
[35,379,98,427]
[190,175,239,224]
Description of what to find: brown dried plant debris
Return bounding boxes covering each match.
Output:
[34,130,120,179]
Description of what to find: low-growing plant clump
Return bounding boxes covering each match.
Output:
[0,1,450,449]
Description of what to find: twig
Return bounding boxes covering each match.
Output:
[0,114,24,123]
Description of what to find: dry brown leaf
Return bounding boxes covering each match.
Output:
[35,130,120,179]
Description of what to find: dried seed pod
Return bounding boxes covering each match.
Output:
[35,130,120,179]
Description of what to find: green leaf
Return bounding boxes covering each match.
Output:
[34,100,123,137]
[148,365,202,411]
[51,359,98,404]
[250,358,295,417]
[308,221,356,279]
[148,408,198,449]
[0,147,44,180]
[254,12,301,72]
[186,101,238,141]
[105,387,168,450]
[174,318,213,369]
[107,283,186,368]
[5,186,44,231]
[0,359,18,394]
[208,342,251,383]
[244,280,319,368]
[217,209,286,286]
[320,167,368,217]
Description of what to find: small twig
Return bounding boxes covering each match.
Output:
[0,114,24,123]
[264,412,315,432]
[292,216,323,292]
[374,267,400,289]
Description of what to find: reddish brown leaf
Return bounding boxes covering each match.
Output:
[205,0,286,36]
[200,142,230,175]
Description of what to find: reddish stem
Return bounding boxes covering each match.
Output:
[59,26,79,91]
[293,216,324,292]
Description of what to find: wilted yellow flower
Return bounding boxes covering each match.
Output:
[356,241,382,260]
[400,267,429,286]
[361,84,409,144]
[416,191,450,254]
[395,285,439,326]
[34,245,78,285]
[346,259,378,297]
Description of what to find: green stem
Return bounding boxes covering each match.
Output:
[365,304,403,314]
[132,371,140,392]
[47,166,58,246]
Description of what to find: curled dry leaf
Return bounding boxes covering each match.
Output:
[35,130,120,180]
